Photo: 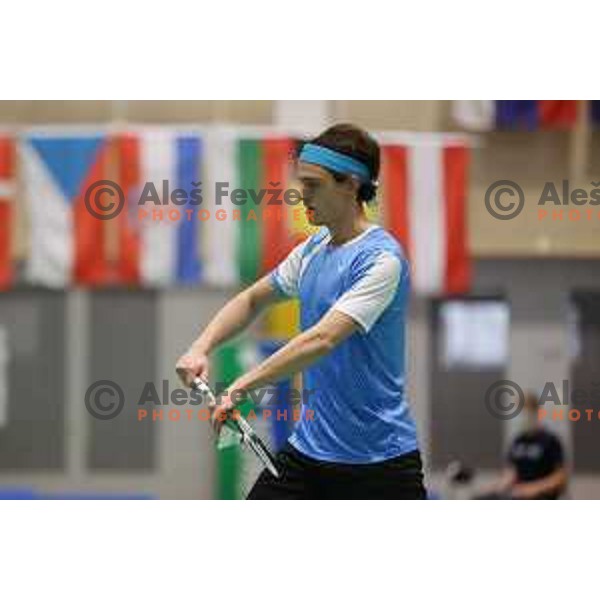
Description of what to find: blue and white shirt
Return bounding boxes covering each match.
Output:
[269,225,419,464]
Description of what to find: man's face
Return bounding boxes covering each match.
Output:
[524,397,541,429]
[296,162,358,226]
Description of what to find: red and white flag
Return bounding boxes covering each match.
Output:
[0,136,15,290]
[113,129,203,287]
[21,132,111,287]
[381,141,471,296]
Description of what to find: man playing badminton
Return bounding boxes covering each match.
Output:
[176,123,425,499]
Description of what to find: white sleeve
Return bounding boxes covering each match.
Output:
[331,252,402,333]
[268,238,309,298]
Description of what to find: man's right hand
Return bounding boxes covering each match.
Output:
[176,349,211,388]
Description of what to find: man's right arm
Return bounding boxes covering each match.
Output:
[176,235,309,387]
[175,275,281,386]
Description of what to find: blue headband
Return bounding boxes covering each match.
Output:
[298,143,371,182]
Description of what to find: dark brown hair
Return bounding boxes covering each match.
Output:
[306,123,380,202]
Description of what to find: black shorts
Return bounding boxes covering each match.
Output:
[247,443,427,500]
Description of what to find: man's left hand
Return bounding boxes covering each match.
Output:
[210,380,248,434]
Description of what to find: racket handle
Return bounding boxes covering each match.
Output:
[191,376,243,435]
[190,377,280,479]
[191,376,214,401]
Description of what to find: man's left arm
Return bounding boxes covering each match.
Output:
[511,436,567,499]
[511,467,568,499]
[211,251,402,429]
[211,308,360,428]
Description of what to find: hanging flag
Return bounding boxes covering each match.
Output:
[114,133,141,285]
[236,137,300,286]
[261,138,296,274]
[538,101,579,128]
[213,340,245,500]
[263,299,300,339]
[214,338,297,498]
[591,101,600,126]
[451,101,496,132]
[495,100,539,130]
[202,128,239,287]
[382,141,471,296]
[213,338,263,500]
[237,139,263,285]
[258,340,295,452]
[22,133,111,287]
[116,130,203,287]
[201,134,306,290]
[287,139,317,242]
[0,136,15,290]
[452,101,578,131]
[261,138,312,340]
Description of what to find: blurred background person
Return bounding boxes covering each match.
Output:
[478,391,567,499]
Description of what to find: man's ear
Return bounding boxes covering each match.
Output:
[343,175,361,199]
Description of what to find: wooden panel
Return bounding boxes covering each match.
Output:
[124,100,272,124]
[123,100,215,123]
[0,100,273,125]
[20,100,114,123]
[469,131,600,257]
[334,100,443,131]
